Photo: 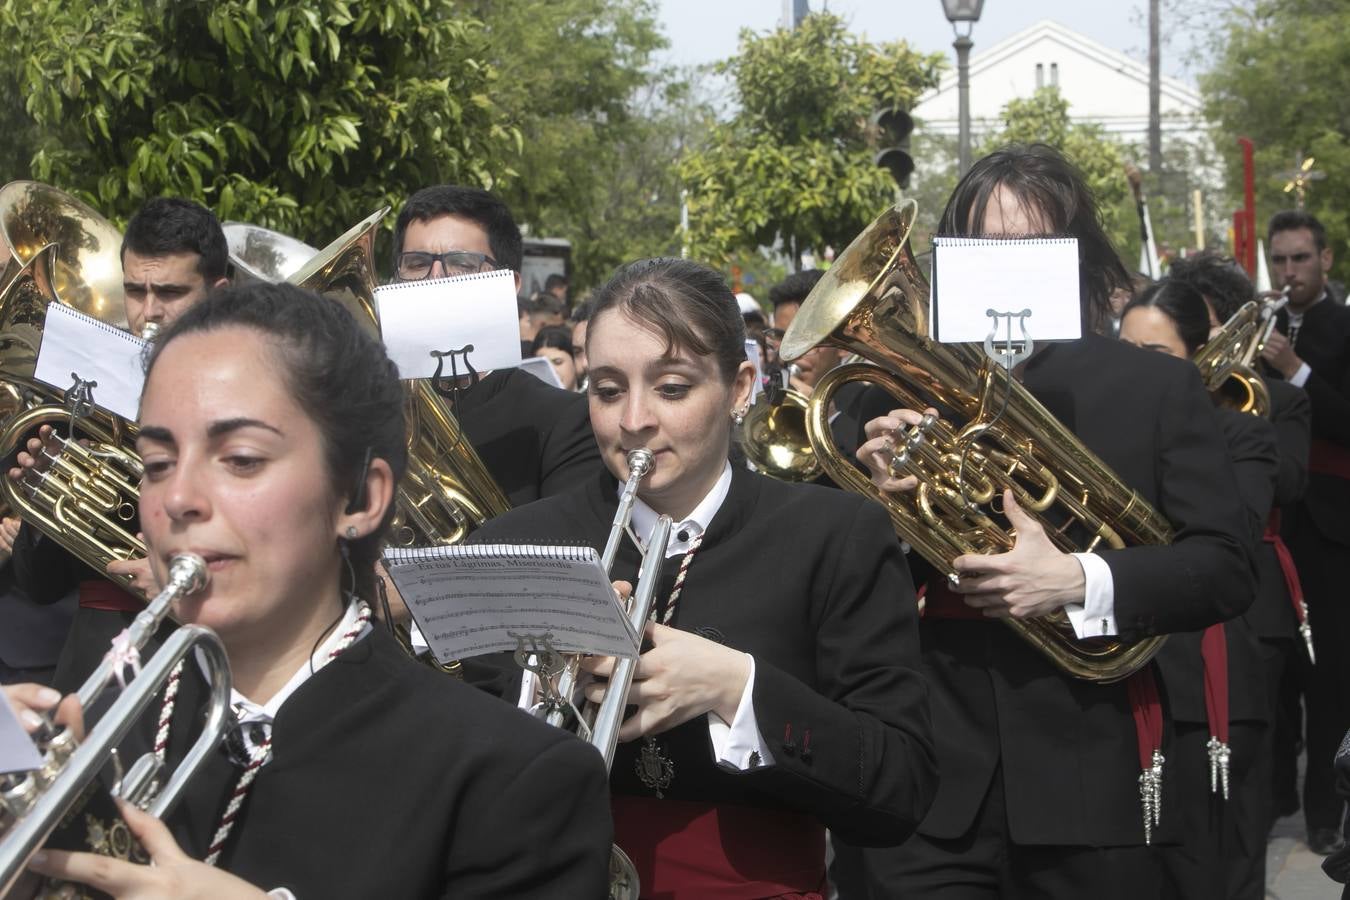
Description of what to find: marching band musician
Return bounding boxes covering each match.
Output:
[1168,250,1313,856]
[469,257,938,898]
[840,144,1255,898]
[5,281,613,898]
[1119,278,1279,899]
[8,197,230,693]
[389,185,603,506]
[1260,210,1350,857]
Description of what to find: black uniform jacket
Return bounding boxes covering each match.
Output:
[1275,298,1350,545]
[469,465,938,848]
[1154,408,1277,726]
[1244,378,1311,640]
[858,333,1255,847]
[454,368,604,507]
[141,627,613,898]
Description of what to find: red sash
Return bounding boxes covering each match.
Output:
[1261,511,1308,627]
[610,795,825,899]
[1200,624,1229,748]
[78,579,141,612]
[1309,438,1350,480]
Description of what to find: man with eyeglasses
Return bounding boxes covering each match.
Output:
[390,185,603,506]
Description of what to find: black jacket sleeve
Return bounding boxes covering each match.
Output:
[1103,365,1257,639]
[539,389,605,499]
[749,500,936,847]
[1218,409,1279,545]
[10,522,83,605]
[443,731,613,898]
[1269,381,1311,506]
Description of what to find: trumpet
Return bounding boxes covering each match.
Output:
[0,553,231,894]
[523,448,672,900]
[1193,288,1287,417]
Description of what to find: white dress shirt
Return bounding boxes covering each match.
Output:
[626,462,773,771]
[1285,291,1326,388]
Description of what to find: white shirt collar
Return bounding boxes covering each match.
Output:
[626,462,733,559]
[228,600,372,726]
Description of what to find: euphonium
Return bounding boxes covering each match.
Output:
[0,554,231,895]
[739,385,822,482]
[223,221,319,283]
[1192,290,1287,417]
[523,448,672,900]
[780,200,1171,684]
[0,244,149,587]
[287,208,510,550]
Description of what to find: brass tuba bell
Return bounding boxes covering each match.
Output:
[780,200,1171,684]
[287,208,511,549]
[739,385,822,482]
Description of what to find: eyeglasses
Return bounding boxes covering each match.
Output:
[395,250,500,281]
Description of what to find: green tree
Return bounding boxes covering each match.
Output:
[0,0,518,253]
[678,13,944,270]
[1201,0,1350,282]
[468,0,678,291]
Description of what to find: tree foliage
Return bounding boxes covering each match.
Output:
[463,0,684,292]
[0,0,518,250]
[678,13,944,269]
[1201,0,1350,282]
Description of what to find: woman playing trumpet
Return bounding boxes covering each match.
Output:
[5,282,612,898]
[471,257,937,898]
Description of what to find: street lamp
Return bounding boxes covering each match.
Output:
[941,0,985,176]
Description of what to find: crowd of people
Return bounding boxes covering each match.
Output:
[0,141,1346,900]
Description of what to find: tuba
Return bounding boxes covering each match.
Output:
[287,208,510,550]
[739,386,822,482]
[1192,291,1286,417]
[780,200,1170,683]
[0,554,231,895]
[0,243,148,588]
[224,221,319,283]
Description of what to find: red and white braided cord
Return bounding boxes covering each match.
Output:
[154,602,371,866]
[659,533,703,626]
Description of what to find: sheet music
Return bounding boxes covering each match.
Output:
[33,304,148,420]
[375,270,523,380]
[517,354,565,389]
[0,692,43,776]
[383,543,638,664]
[931,238,1082,343]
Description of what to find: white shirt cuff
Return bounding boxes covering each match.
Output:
[1064,552,1117,638]
[707,654,773,771]
[268,890,297,900]
[1289,362,1311,388]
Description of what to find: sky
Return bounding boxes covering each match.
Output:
[655,0,1205,85]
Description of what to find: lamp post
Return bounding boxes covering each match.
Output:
[941,0,985,176]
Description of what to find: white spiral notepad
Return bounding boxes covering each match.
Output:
[383,543,639,664]
[33,304,148,420]
[375,269,522,380]
[930,237,1082,344]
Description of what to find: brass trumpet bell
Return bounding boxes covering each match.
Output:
[781,200,1170,683]
[0,181,126,328]
[1193,299,1276,417]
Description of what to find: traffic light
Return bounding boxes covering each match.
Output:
[871,107,915,188]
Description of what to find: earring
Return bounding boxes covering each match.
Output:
[345,525,358,540]
[731,407,746,426]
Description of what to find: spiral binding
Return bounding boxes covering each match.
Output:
[372,268,514,294]
[383,541,599,564]
[45,302,146,350]
[932,234,1077,246]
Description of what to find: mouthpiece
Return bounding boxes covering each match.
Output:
[626,448,655,480]
[141,322,161,342]
[166,553,209,597]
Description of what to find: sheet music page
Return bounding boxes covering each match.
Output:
[931,238,1082,343]
[375,270,522,380]
[33,304,148,420]
[383,543,639,663]
[517,354,564,389]
[0,691,43,775]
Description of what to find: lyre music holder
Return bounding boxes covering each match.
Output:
[982,308,1035,372]
[429,344,480,402]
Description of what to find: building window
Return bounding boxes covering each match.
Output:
[1051,62,1059,86]
[1036,63,1044,88]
